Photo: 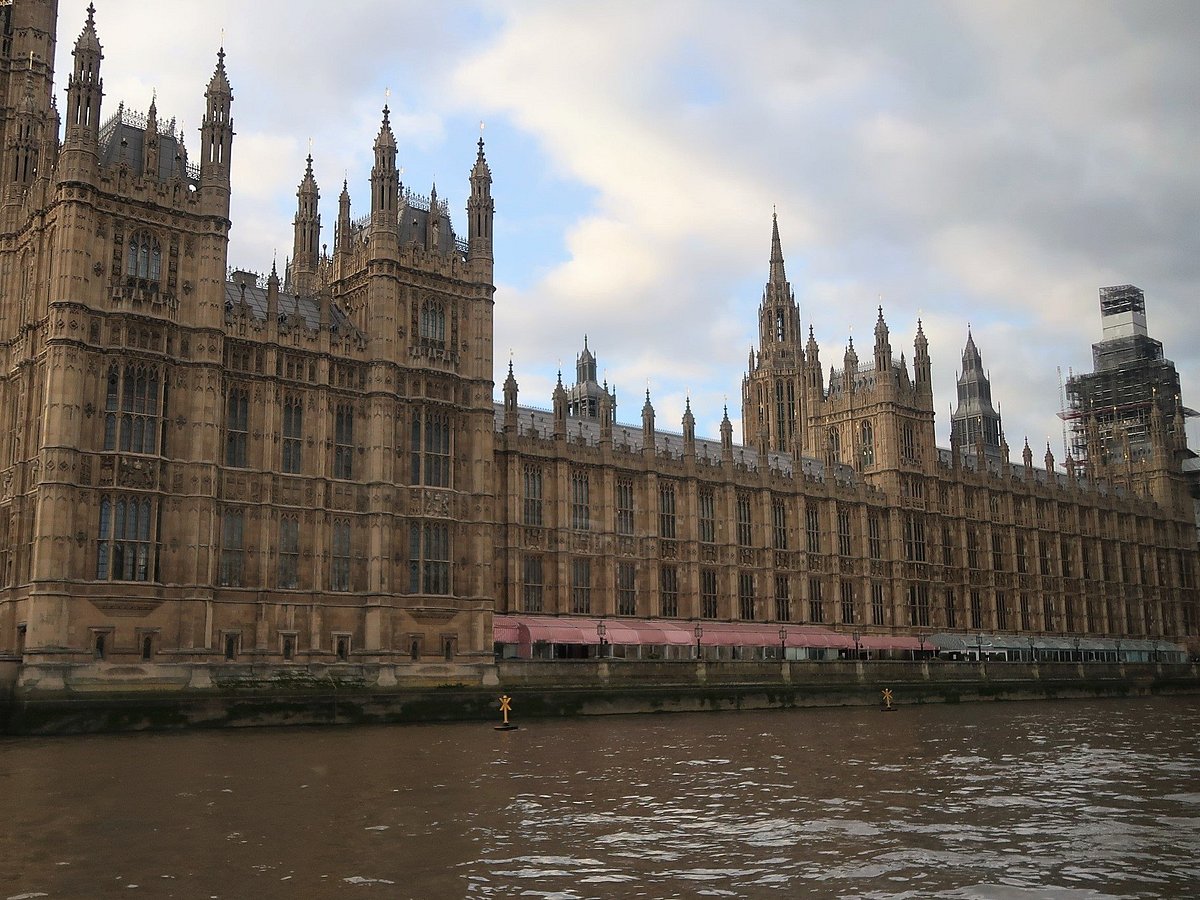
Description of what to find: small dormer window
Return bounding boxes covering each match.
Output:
[126,231,162,283]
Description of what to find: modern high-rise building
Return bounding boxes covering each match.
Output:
[0,3,1196,694]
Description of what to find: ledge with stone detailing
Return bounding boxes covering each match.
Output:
[1,658,1197,735]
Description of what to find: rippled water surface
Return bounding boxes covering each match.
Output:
[2,697,1199,898]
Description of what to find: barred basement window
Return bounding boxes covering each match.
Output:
[837,508,852,557]
[334,404,354,479]
[660,565,678,617]
[522,465,544,527]
[278,516,299,588]
[103,365,162,454]
[224,386,248,467]
[411,408,451,487]
[738,571,756,620]
[571,558,591,614]
[806,506,821,554]
[700,571,715,619]
[698,488,715,543]
[808,578,824,623]
[522,554,543,613]
[282,395,303,474]
[615,478,635,535]
[617,561,637,615]
[96,495,157,582]
[331,519,351,591]
[773,499,788,551]
[408,521,450,595]
[659,482,676,539]
[736,492,752,547]
[868,514,882,560]
[774,575,790,621]
[570,470,590,531]
[873,583,887,626]
[841,580,856,624]
[126,230,162,283]
[219,509,244,586]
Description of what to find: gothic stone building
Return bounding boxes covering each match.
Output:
[0,3,1196,693]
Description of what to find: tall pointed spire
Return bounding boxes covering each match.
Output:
[370,105,398,222]
[468,130,494,272]
[65,3,104,147]
[200,45,234,193]
[292,153,321,292]
[769,210,787,285]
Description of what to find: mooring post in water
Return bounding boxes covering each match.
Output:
[495,694,518,731]
[881,687,896,712]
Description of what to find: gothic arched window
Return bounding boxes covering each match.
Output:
[419,299,445,346]
[103,364,163,454]
[861,420,875,467]
[126,231,162,283]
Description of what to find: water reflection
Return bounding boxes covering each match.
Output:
[1,697,1197,898]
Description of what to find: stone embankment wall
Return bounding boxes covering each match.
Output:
[1,659,1197,735]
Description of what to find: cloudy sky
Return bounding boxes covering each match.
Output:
[55,0,1199,455]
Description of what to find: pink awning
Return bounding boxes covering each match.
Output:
[492,616,521,643]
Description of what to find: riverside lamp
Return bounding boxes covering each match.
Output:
[693,622,703,659]
[852,631,861,659]
[1114,637,1122,664]
[596,619,607,658]
[1073,635,1081,663]
[918,632,927,658]
[778,626,787,660]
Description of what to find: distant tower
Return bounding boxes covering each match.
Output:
[565,336,614,420]
[951,329,1003,459]
[741,213,804,453]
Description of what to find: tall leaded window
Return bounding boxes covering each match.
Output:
[860,419,875,467]
[615,478,634,535]
[738,571,756,621]
[970,590,983,630]
[419,299,446,346]
[909,583,930,627]
[808,577,824,623]
[873,583,887,626]
[701,568,718,618]
[282,396,303,474]
[126,231,162,282]
[806,505,821,553]
[967,527,981,569]
[331,518,351,591]
[901,421,917,463]
[773,499,788,551]
[104,365,163,454]
[659,482,676,539]
[571,558,591,614]
[698,488,715,543]
[774,575,790,621]
[522,554,543,612]
[736,492,752,547]
[992,533,1005,572]
[219,508,244,587]
[617,561,637,615]
[408,521,450,595]
[334,403,354,479]
[570,470,590,531]
[411,408,451,487]
[837,507,852,557]
[278,516,299,588]
[841,580,856,624]
[224,386,249,467]
[868,514,882,560]
[522,465,543,526]
[660,565,679,618]
[904,515,926,562]
[944,588,956,629]
[96,495,156,582]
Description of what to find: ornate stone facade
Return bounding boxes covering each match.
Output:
[0,3,1196,693]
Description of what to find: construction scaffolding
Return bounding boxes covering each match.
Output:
[1061,286,1188,464]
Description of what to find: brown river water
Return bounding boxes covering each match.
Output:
[1,696,1198,899]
